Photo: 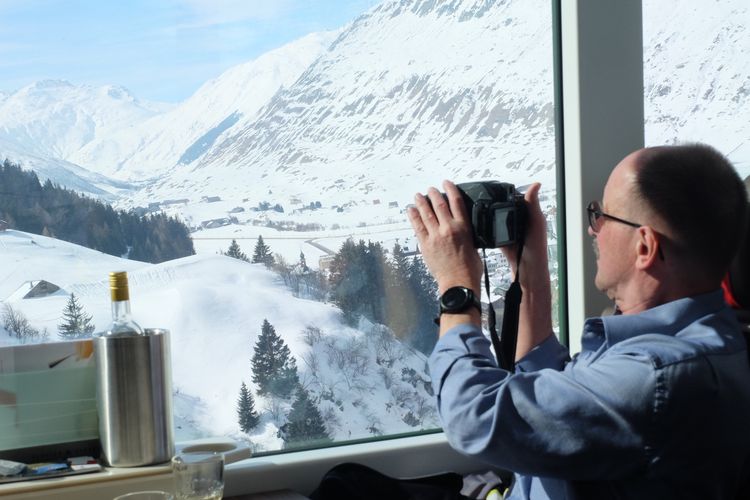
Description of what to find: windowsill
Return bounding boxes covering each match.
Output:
[0,433,489,499]
[225,432,488,497]
[0,462,173,499]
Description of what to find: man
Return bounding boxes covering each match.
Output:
[407,144,750,499]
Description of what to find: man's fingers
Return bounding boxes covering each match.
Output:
[426,186,453,225]
[524,182,540,203]
[442,180,468,224]
[407,206,428,241]
[413,192,439,232]
[524,182,546,230]
[524,182,542,212]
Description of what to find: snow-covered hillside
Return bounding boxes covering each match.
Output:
[0,230,438,449]
[643,0,750,174]
[135,0,556,209]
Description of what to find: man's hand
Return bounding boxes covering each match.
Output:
[407,180,483,295]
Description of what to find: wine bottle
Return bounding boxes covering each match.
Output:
[106,271,144,336]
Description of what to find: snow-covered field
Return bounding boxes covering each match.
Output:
[0,229,439,450]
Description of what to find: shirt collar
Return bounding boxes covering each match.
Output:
[585,289,728,348]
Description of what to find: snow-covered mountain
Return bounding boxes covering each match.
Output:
[0,80,170,160]
[0,0,558,209]
[2,0,749,208]
[0,32,335,197]
[642,0,750,172]
[69,31,338,182]
[0,229,438,448]
[135,0,556,208]
[0,80,171,197]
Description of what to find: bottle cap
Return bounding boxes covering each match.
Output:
[109,271,130,302]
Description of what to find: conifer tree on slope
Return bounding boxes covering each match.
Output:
[385,242,417,342]
[280,387,331,448]
[224,239,249,262]
[251,319,299,398]
[58,293,95,338]
[237,381,260,433]
[408,255,440,354]
[252,235,275,268]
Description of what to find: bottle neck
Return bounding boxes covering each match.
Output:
[112,298,132,321]
[108,299,144,336]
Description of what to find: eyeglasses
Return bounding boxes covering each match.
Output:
[586,201,665,260]
[586,201,641,233]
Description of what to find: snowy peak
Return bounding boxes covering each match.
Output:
[148,0,553,207]
[0,79,170,160]
[374,0,508,20]
[68,31,338,181]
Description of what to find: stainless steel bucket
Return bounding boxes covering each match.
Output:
[94,328,174,467]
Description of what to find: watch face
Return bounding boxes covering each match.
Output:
[442,287,469,310]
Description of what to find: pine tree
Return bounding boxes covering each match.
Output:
[384,243,418,341]
[237,381,260,432]
[58,293,95,339]
[224,239,249,262]
[251,319,299,398]
[252,235,275,268]
[280,388,331,448]
[408,256,440,354]
[299,251,308,271]
[329,239,389,326]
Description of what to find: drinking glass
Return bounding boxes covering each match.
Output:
[172,451,224,500]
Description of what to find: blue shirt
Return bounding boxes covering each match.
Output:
[429,290,750,499]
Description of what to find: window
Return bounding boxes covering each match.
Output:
[0,1,557,456]
[643,0,750,180]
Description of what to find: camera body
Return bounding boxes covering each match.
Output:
[453,181,526,248]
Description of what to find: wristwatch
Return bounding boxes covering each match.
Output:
[439,286,481,316]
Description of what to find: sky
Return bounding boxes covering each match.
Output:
[0,0,378,103]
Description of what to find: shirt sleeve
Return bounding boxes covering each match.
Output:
[515,333,570,373]
[428,323,655,480]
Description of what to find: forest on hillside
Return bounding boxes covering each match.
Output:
[0,159,194,263]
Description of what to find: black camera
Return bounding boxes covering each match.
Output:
[451,181,526,248]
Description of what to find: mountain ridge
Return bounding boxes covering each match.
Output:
[1,0,749,207]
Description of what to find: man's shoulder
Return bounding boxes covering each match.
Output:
[610,332,713,369]
[601,292,744,366]
[611,312,745,365]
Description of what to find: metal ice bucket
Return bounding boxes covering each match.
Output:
[94,328,174,467]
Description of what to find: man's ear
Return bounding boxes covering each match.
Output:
[634,226,661,269]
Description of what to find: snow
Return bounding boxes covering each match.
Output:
[129,0,558,212]
[0,230,438,450]
[643,0,750,179]
[1,0,749,452]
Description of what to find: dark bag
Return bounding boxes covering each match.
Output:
[309,462,471,500]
